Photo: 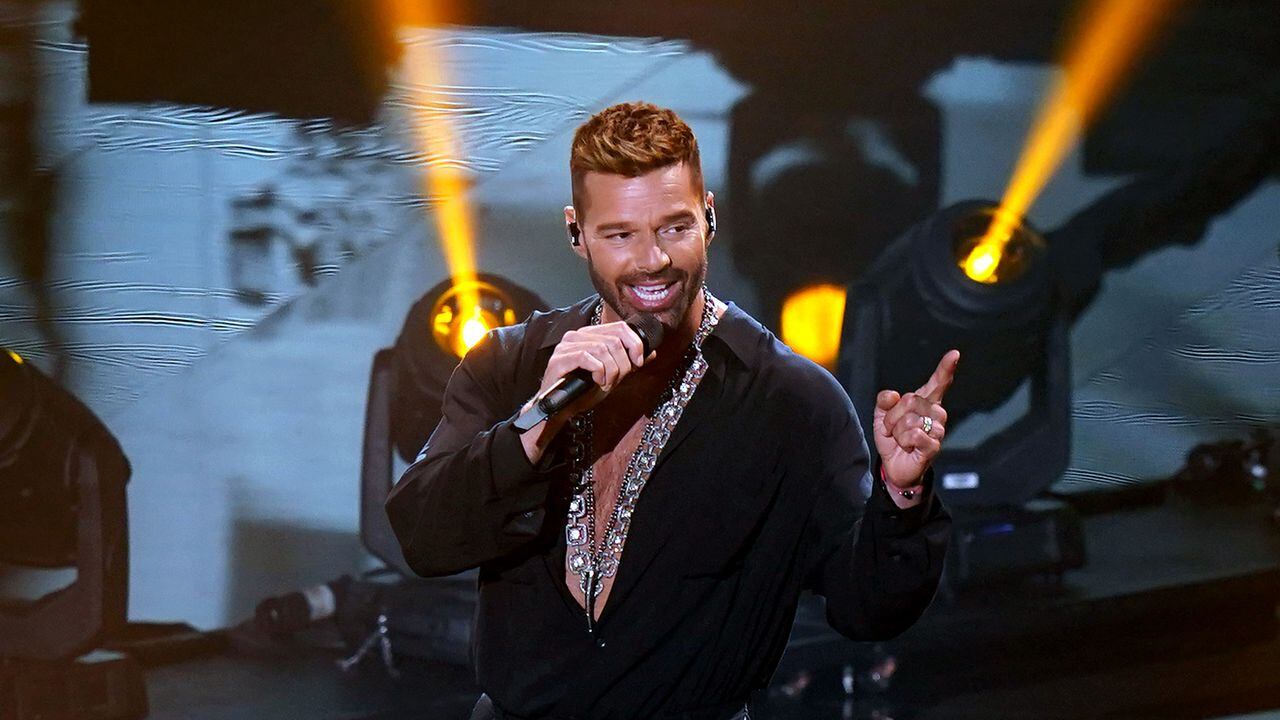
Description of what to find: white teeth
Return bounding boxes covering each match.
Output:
[629,282,673,299]
[630,283,673,301]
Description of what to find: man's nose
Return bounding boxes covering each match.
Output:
[633,232,671,273]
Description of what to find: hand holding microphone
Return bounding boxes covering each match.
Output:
[514,314,664,451]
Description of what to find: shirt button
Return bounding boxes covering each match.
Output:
[597,638,607,648]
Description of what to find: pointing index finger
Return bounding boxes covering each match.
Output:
[917,349,960,403]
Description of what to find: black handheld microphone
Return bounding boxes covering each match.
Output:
[513,314,664,433]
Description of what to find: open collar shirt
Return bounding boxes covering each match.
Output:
[386,293,951,720]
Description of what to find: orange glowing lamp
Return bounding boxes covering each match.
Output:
[962,243,1003,284]
[430,280,518,358]
[781,283,848,371]
[954,208,1044,287]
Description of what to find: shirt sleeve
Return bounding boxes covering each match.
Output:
[801,404,952,641]
[384,330,565,577]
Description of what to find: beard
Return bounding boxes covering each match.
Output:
[586,253,708,338]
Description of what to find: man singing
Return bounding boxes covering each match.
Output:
[386,101,955,720]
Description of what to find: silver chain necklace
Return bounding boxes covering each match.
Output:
[564,284,720,631]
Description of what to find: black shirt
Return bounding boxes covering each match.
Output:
[385,294,951,720]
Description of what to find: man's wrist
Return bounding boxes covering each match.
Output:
[880,464,925,509]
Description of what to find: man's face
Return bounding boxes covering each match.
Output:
[568,162,712,334]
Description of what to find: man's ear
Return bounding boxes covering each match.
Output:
[704,191,717,244]
[564,205,587,259]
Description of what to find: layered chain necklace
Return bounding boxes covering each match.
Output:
[564,284,720,631]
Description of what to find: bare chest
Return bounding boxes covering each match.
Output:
[565,412,651,619]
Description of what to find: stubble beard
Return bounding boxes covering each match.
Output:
[587,253,708,341]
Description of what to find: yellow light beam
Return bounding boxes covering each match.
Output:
[381,0,480,314]
[972,0,1180,268]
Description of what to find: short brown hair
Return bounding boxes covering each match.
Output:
[570,101,703,216]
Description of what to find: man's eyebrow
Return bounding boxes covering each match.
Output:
[659,210,698,224]
[594,210,697,233]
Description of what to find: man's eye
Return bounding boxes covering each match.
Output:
[608,232,632,240]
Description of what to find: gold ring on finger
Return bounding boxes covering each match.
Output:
[922,415,934,435]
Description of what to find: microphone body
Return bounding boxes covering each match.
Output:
[536,369,596,417]
[512,314,663,432]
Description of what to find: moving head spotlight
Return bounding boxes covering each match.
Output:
[0,348,132,658]
[838,200,1070,509]
[0,348,144,720]
[390,274,547,466]
[366,274,547,574]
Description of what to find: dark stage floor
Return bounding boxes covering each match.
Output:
[137,489,1280,719]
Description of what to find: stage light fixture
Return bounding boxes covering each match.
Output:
[838,200,1066,509]
[837,200,1082,588]
[248,273,547,674]
[429,279,521,359]
[0,350,129,583]
[366,273,547,574]
[0,347,145,719]
[388,274,546,469]
[781,283,848,371]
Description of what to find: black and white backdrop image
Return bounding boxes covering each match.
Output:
[1,1,1278,718]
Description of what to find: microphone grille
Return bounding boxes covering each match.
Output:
[629,314,665,356]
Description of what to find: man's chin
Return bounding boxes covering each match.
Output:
[613,295,685,328]
[647,303,698,341]
[600,280,700,334]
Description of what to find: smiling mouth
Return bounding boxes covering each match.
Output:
[624,280,679,308]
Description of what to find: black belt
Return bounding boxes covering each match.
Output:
[470,694,750,720]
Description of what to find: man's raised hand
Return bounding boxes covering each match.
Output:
[873,349,959,488]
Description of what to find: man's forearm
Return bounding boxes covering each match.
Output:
[518,396,568,466]
[387,416,556,577]
[823,482,951,641]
